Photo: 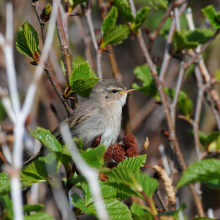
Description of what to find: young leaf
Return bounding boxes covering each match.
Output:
[16,21,39,60]
[102,6,118,34]
[130,202,149,217]
[164,88,193,118]
[24,212,55,220]
[186,29,214,44]
[0,100,7,122]
[88,198,132,220]
[72,0,90,9]
[158,203,186,218]
[101,25,130,48]
[176,158,220,188]
[81,144,106,169]
[0,195,13,219]
[194,218,217,220]
[117,154,147,172]
[0,172,10,195]
[69,61,99,94]
[30,127,63,153]
[147,0,168,10]
[202,5,220,29]
[24,204,45,213]
[172,30,198,53]
[113,0,134,22]
[132,65,159,100]
[132,7,150,33]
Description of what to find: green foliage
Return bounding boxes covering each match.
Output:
[132,7,150,33]
[186,29,214,44]
[158,203,186,218]
[132,65,159,100]
[130,203,151,219]
[81,145,106,169]
[69,61,99,95]
[101,25,130,48]
[24,212,55,220]
[146,0,168,10]
[30,127,63,153]
[0,100,7,122]
[164,88,193,118]
[102,6,118,34]
[44,3,52,16]
[16,21,40,61]
[117,154,147,172]
[23,204,45,213]
[194,218,217,220]
[176,158,220,189]
[113,0,134,22]
[202,5,220,29]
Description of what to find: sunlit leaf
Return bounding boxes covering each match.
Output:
[202,5,220,29]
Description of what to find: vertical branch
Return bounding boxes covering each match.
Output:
[0,1,59,219]
[129,0,205,216]
[60,123,109,220]
[85,7,103,78]
[32,1,72,116]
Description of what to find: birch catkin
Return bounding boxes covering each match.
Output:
[153,165,176,204]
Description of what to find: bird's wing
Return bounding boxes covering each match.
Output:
[51,100,95,140]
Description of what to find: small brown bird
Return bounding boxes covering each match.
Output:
[24,79,135,165]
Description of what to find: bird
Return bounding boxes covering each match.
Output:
[23,79,135,166]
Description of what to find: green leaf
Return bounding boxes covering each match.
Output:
[132,65,159,100]
[0,100,7,122]
[132,7,150,33]
[101,25,130,48]
[186,29,214,44]
[0,172,10,195]
[69,61,99,93]
[130,202,149,217]
[158,203,186,218]
[176,158,220,188]
[102,6,118,34]
[16,21,39,59]
[24,204,45,213]
[172,30,198,53]
[24,212,55,220]
[0,195,13,219]
[117,155,147,172]
[202,5,220,29]
[113,0,134,22]
[72,0,89,8]
[81,144,106,169]
[30,127,63,153]
[147,0,168,10]
[164,88,193,118]
[87,198,132,220]
[194,218,217,220]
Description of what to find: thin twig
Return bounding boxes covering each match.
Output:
[32,1,72,116]
[0,151,8,165]
[155,189,168,212]
[85,7,102,78]
[170,63,185,125]
[129,0,205,216]
[60,123,109,220]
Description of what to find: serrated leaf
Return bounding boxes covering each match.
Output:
[30,127,63,153]
[0,172,10,195]
[186,29,214,44]
[172,30,198,53]
[24,212,55,220]
[132,65,159,100]
[202,5,220,29]
[101,25,130,48]
[88,198,132,220]
[164,88,193,118]
[69,61,99,93]
[102,6,118,34]
[81,144,106,169]
[176,158,220,188]
[130,202,149,217]
[16,21,39,59]
[132,7,150,33]
[24,204,45,213]
[113,0,134,22]
[117,155,147,172]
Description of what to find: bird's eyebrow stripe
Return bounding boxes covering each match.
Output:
[106,86,123,90]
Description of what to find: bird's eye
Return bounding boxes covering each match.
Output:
[112,89,117,94]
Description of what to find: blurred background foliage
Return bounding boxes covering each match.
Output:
[1,0,220,219]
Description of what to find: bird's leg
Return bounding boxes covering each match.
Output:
[91,135,101,148]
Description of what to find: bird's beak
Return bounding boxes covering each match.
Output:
[119,88,136,94]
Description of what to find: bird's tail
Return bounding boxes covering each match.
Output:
[23,150,44,166]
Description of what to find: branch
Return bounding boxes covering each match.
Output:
[0,1,59,219]
[32,1,72,116]
[129,0,205,216]
[85,5,103,78]
[60,123,109,220]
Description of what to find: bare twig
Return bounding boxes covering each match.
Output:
[155,189,168,212]
[0,1,59,219]
[85,7,102,78]
[32,1,72,116]
[60,123,109,220]
[129,0,205,216]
